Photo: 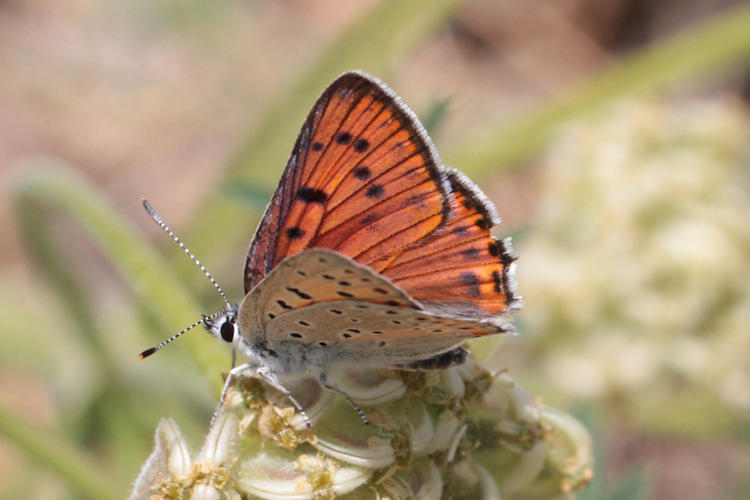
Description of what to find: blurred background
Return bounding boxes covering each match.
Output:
[1,0,749,498]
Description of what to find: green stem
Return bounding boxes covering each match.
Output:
[446,2,750,175]
[15,182,114,376]
[0,402,119,499]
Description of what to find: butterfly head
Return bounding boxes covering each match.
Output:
[203,304,240,345]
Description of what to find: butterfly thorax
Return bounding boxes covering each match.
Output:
[202,298,322,380]
[235,288,334,379]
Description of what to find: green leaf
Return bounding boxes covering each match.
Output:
[12,160,226,392]
[0,402,120,499]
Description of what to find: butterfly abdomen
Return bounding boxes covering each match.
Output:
[401,346,468,370]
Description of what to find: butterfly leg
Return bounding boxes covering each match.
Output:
[318,372,370,425]
[211,361,256,427]
[256,366,312,428]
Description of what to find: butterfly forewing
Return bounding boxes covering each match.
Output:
[244,72,450,292]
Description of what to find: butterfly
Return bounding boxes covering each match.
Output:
[141,71,519,426]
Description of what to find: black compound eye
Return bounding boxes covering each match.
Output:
[219,321,234,343]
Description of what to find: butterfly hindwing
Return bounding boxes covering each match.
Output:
[264,301,491,366]
[244,72,450,292]
[238,249,507,365]
[381,169,519,322]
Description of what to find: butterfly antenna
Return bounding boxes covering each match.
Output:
[141,198,231,307]
[139,311,222,359]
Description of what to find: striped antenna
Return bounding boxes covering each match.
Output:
[139,312,221,359]
[141,198,231,307]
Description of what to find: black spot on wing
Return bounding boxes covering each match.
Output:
[353,138,370,152]
[460,271,481,297]
[286,227,305,239]
[353,166,371,180]
[365,185,384,198]
[460,272,480,286]
[462,247,480,259]
[336,132,353,144]
[285,287,312,300]
[488,240,501,256]
[297,187,328,204]
[475,217,490,230]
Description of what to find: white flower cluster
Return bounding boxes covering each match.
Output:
[520,97,750,415]
[130,362,592,499]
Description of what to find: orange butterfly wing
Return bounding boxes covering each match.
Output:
[381,169,518,323]
[244,72,450,290]
[244,71,518,327]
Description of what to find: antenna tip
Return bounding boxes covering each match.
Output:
[139,347,157,359]
[141,198,158,217]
